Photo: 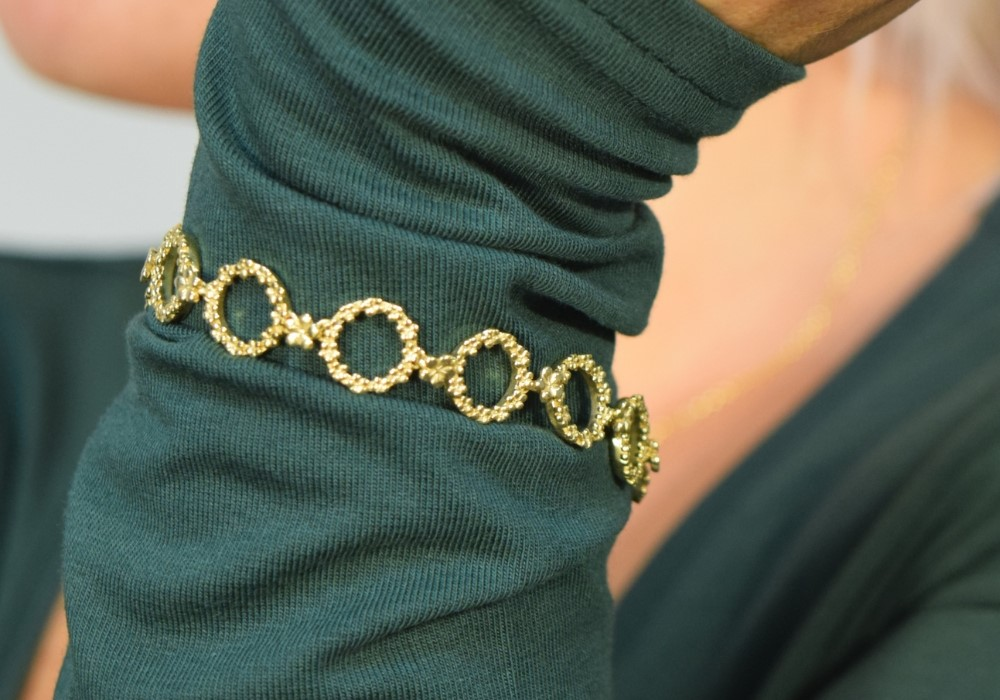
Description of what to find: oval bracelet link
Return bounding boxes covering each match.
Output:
[201,259,292,357]
[447,329,534,424]
[141,227,660,501]
[538,354,614,449]
[317,298,423,395]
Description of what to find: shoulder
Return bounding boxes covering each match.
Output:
[761,324,1000,699]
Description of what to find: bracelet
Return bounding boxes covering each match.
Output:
[141,226,660,501]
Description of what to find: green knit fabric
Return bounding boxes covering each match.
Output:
[0,256,140,700]
[56,1,801,696]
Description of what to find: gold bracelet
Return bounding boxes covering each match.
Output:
[141,226,660,501]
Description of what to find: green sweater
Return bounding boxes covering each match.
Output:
[56,1,801,696]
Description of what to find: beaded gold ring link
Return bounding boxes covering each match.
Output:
[141,227,661,502]
[538,355,613,449]
[610,395,661,501]
[446,329,533,424]
[140,225,203,323]
[317,298,423,394]
[201,259,293,357]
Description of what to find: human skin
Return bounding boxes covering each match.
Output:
[608,50,1000,599]
[0,0,215,108]
[0,0,920,110]
[696,0,922,63]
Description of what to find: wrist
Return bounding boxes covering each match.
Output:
[695,0,921,64]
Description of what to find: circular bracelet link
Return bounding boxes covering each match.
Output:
[317,298,422,394]
[141,225,202,323]
[202,259,292,357]
[610,395,660,502]
[446,329,534,424]
[538,354,613,448]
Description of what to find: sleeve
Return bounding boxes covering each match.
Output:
[814,455,1000,700]
[816,608,1000,700]
[56,1,802,697]
[760,357,1000,700]
[802,419,1000,700]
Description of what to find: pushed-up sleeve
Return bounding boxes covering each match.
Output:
[57,1,801,697]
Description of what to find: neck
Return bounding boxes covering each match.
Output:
[607,50,1000,600]
[616,52,1000,421]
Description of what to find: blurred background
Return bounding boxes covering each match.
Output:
[0,35,195,255]
[0,29,198,700]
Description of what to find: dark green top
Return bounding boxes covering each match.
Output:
[613,193,1000,699]
[0,256,140,700]
[54,1,801,696]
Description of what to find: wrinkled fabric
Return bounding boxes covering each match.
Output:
[57,1,801,696]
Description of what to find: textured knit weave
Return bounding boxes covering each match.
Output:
[0,256,140,700]
[56,1,801,697]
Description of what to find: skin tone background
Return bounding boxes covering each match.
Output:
[0,1,942,697]
[0,0,214,108]
[609,50,1000,598]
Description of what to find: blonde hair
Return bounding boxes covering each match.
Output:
[857,0,1000,112]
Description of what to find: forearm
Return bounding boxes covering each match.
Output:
[0,0,214,108]
[57,1,801,696]
[696,0,921,63]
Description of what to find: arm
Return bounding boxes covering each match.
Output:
[697,0,921,63]
[0,0,915,109]
[54,0,918,697]
[0,0,215,108]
